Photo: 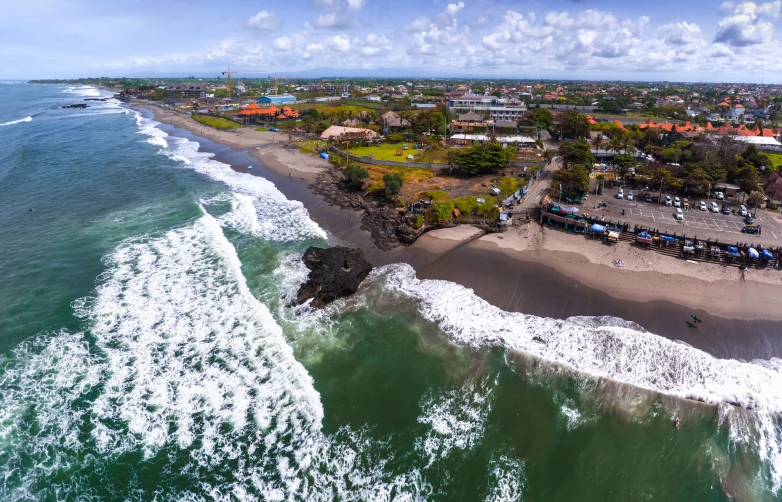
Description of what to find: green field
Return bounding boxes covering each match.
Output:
[254,127,268,132]
[192,114,241,130]
[766,153,782,170]
[348,143,420,161]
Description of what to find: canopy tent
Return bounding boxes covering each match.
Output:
[762,249,774,260]
[727,246,739,257]
[563,206,580,213]
[748,248,759,259]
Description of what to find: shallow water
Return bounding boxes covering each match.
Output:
[0,83,780,500]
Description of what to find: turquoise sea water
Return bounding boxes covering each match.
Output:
[1,83,781,501]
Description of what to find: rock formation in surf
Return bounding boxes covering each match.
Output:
[296,246,373,308]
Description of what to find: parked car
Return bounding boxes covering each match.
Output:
[745,215,754,224]
[675,208,684,220]
[644,193,652,203]
[665,195,672,206]
[699,201,707,211]
[683,198,690,209]
[715,191,725,200]
[710,202,719,213]
[739,204,748,217]
[627,190,634,201]
[742,225,761,234]
[722,204,731,215]
[616,189,624,199]
[674,196,681,207]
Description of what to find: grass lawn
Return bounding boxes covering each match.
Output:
[294,139,322,154]
[767,153,782,170]
[254,127,268,132]
[349,143,420,161]
[193,114,241,130]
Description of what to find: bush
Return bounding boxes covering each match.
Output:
[299,147,313,154]
[388,133,404,143]
[344,163,369,188]
[414,215,424,228]
[382,173,404,196]
[434,201,455,221]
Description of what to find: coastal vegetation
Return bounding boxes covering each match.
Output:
[448,142,517,175]
[192,114,241,130]
[348,143,420,161]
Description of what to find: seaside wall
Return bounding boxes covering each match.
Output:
[331,146,547,172]
[330,146,446,169]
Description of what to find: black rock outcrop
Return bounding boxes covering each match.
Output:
[62,103,88,109]
[296,246,373,308]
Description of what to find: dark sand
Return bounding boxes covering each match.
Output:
[143,108,782,361]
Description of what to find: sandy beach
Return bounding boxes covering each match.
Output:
[131,100,782,360]
[133,103,329,181]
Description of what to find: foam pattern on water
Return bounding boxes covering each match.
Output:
[377,263,782,492]
[133,111,326,243]
[416,379,494,468]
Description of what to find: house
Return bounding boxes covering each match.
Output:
[728,104,745,120]
[458,111,485,123]
[367,94,382,102]
[320,125,378,141]
[381,111,411,129]
[765,172,782,204]
[165,84,206,99]
[259,94,297,105]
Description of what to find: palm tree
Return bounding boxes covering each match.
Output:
[591,132,605,153]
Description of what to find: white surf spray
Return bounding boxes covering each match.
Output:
[133,111,326,243]
[0,116,32,127]
[376,263,782,491]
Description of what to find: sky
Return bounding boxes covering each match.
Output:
[2,0,782,82]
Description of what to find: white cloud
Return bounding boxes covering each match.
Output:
[662,21,704,46]
[714,1,780,47]
[358,33,391,56]
[445,2,464,16]
[273,36,292,51]
[312,12,355,29]
[245,10,281,30]
[327,34,351,52]
[346,0,366,10]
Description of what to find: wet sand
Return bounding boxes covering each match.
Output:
[135,106,782,361]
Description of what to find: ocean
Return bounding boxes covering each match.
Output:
[0,82,781,501]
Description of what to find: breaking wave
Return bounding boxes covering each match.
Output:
[376,262,782,491]
[133,110,326,243]
[0,116,32,127]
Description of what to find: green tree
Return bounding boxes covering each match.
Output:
[382,173,404,197]
[449,142,516,175]
[556,110,590,140]
[344,163,369,188]
[735,164,760,194]
[614,153,635,179]
[552,140,595,170]
[553,164,590,192]
[685,168,710,195]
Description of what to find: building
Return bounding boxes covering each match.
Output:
[165,84,206,99]
[258,94,297,105]
[473,106,527,121]
[320,125,379,141]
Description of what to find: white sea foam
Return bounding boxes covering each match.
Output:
[377,262,782,490]
[485,455,526,502]
[133,111,326,243]
[0,116,32,127]
[416,379,494,468]
[146,136,168,148]
[0,204,434,500]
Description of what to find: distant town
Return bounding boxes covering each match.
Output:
[31,75,782,239]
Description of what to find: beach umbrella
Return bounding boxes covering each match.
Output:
[727,246,739,256]
[564,206,580,213]
[748,248,759,259]
[762,249,774,260]
[590,224,605,233]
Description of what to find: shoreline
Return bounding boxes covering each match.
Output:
[131,100,782,360]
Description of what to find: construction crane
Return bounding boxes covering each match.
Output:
[271,73,298,95]
[221,68,268,98]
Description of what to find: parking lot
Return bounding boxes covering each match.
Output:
[593,187,782,243]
